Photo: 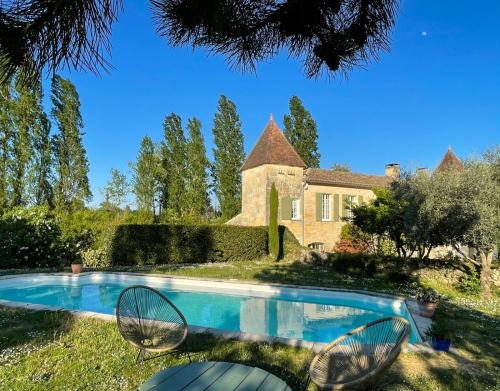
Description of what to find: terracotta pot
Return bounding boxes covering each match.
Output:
[418,301,437,318]
[71,263,83,274]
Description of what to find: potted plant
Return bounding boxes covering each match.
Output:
[426,321,452,352]
[416,288,439,318]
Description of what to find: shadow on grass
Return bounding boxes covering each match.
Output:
[186,332,313,391]
[0,306,74,352]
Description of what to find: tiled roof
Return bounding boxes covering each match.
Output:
[241,117,306,171]
[305,168,392,189]
[435,147,463,173]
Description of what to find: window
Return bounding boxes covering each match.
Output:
[291,199,300,220]
[322,194,331,221]
[346,195,358,219]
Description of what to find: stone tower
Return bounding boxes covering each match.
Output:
[228,117,306,233]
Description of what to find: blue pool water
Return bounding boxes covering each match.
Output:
[0,273,421,343]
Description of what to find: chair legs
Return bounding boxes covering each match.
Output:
[303,375,311,391]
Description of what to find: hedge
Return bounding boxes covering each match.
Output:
[109,224,270,265]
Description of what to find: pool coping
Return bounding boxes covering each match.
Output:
[0,271,435,353]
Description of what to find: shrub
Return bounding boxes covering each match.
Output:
[457,268,481,294]
[109,224,269,265]
[0,207,65,269]
[81,248,111,268]
[333,224,370,254]
[268,184,279,260]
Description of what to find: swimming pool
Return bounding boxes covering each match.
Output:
[0,273,421,344]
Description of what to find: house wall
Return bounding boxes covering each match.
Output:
[302,184,376,251]
[239,165,304,241]
[238,164,379,251]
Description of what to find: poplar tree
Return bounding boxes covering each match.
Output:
[132,136,160,216]
[212,96,245,220]
[160,113,187,219]
[51,75,92,210]
[283,96,320,168]
[0,81,12,211]
[186,117,209,220]
[30,111,53,206]
[9,80,37,206]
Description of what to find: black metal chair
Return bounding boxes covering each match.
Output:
[116,285,190,362]
[306,317,411,390]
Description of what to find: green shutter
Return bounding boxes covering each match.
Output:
[316,193,322,221]
[341,194,349,217]
[358,195,364,205]
[333,194,340,222]
[281,196,292,220]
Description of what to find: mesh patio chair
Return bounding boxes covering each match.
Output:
[306,317,410,390]
[116,285,190,363]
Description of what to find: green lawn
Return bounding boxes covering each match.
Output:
[0,260,499,390]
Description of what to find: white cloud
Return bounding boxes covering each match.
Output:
[421,31,428,37]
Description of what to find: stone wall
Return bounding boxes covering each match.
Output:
[303,184,375,251]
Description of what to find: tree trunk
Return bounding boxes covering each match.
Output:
[479,250,493,299]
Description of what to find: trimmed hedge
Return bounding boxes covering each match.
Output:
[109,224,269,265]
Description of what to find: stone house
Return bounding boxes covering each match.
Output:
[227,117,394,251]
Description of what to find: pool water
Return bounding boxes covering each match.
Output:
[0,273,421,344]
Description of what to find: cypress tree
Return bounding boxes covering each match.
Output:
[51,75,92,210]
[268,183,279,260]
[160,113,187,220]
[212,95,245,220]
[132,136,160,217]
[186,117,209,220]
[283,96,320,168]
[0,80,12,212]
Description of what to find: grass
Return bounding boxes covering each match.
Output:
[0,259,499,390]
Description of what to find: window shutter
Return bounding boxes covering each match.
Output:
[281,196,292,220]
[358,195,364,205]
[316,193,322,221]
[341,194,349,217]
[333,194,340,222]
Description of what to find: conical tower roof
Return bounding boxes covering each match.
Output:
[241,116,306,171]
[435,146,463,173]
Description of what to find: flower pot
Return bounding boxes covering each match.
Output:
[418,302,437,318]
[71,263,83,274]
[431,338,451,352]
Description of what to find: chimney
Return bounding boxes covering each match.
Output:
[385,163,400,178]
[416,167,429,176]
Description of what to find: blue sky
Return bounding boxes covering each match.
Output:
[46,0,499,205]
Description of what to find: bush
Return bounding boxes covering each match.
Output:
[457,268,481,294]
[81,248,111,268]
[0,207,65,269]
[325,253,411,279]
[109,224,269,265]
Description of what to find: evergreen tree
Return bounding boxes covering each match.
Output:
[268,183,279,260]
[0,80,12,211]
[132,136,160,216]
[102,168,129,209]
[160,113,187,219]
[212,96,245,220]
[283,96,320,168]
[185,117,209,220]
[51,75,91,210]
